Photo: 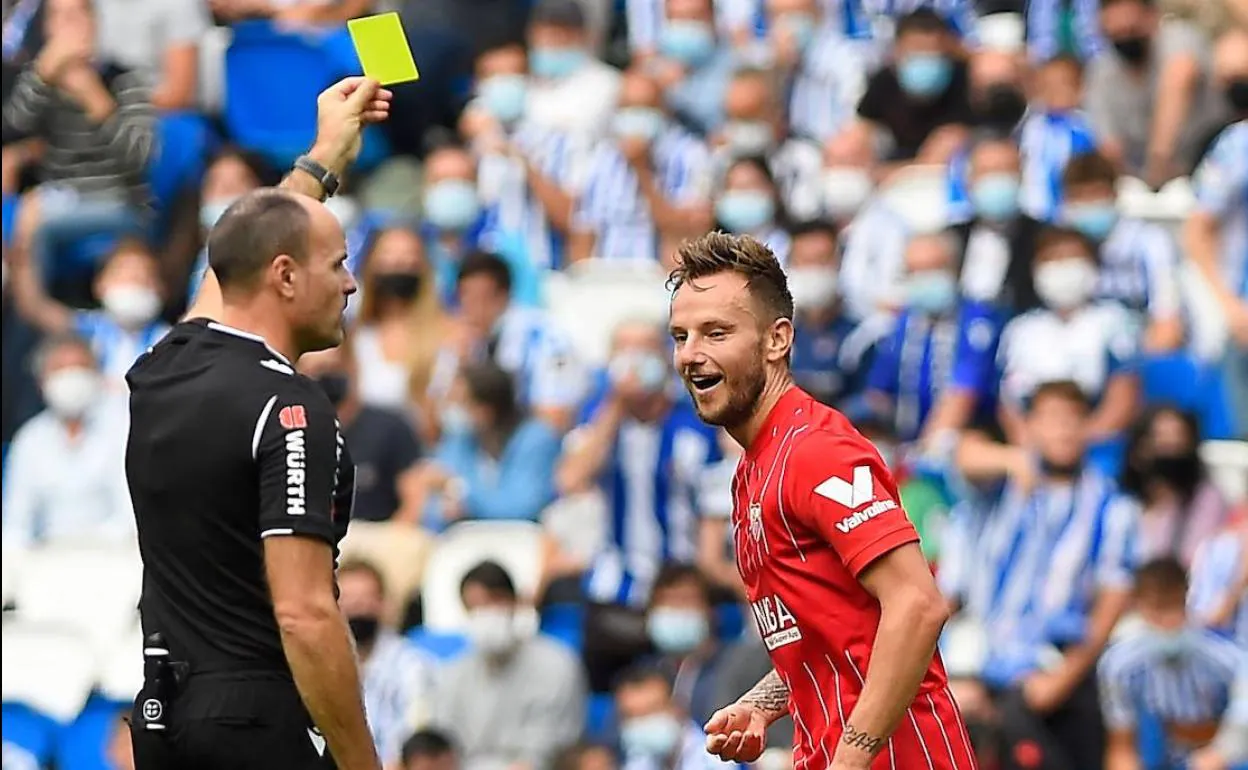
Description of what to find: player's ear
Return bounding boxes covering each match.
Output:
[765,317,794,364]
[271,253,299,300]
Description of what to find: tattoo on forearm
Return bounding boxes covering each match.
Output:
[842,724,885,755]
[738,670,790,719]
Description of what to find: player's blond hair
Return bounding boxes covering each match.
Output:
[666,232,794,323]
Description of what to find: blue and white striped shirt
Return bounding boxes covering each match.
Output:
[837,199,911,321]
[787,24,883,143]
[361,632,438,765]
[579,391,724,607]
[490,306,588,413]
[970,469,1139,683]
[1097,217,1183,321]
[574,125,712,262]
[1026,0,1104,62]
[1189,528,1248,648]
[1017,110,1098,222]
[75,311,170,388]
[1100,630,1247,730]
[1191,120,1248,298]
[832,0,980,42]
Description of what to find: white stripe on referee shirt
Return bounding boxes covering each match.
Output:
[252,395,278,460]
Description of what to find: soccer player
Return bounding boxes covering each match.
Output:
[669,232,975,769]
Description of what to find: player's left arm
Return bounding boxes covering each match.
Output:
[789,433,950,767]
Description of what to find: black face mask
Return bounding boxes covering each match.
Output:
[1148,453,1202,496]
[976,83,1028,130]
[317,373,350,406]
[347,615,380,647]
[372,272,422,301]
[1111,35,1150,64]
[1227,78,1248,113]
[1040,457,1083,479]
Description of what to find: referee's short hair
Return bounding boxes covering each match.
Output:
[460,560,517,601]
[207,188,312,291]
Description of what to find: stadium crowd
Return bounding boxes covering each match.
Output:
[1,0,1247,768]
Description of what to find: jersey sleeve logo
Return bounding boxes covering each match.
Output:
[814,465,898,533]
[278,405,308,430]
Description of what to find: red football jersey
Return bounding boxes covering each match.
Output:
[731,388,977,770]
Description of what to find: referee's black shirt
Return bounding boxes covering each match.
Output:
[125,319,355,675]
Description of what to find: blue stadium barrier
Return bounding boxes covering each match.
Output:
[224,21,390,174]
[714,603,745,642]
[405,627,470,662]
[584,692,616,743]
[1139,353,1236,440]
[56,694,129,770]
[540,603,584,652]
[1,703,59,766]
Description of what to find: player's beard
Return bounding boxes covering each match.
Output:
[696,342,767,428]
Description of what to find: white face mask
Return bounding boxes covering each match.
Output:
[786,266,838,312]
[1034,258,1098,311]
[102,285,161,328]
[823,167,874,219]
[723,120,774,156]
[466,607,517,655]
[43,367,100,419]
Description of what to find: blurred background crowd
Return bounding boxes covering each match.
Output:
[1,0,1247,768]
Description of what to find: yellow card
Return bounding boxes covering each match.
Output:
[347,12,419,85]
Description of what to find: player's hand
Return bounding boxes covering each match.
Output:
[704,703,769,762]
[1021,670,1067,715]
[35,29,92,84]
[309,77,393,173]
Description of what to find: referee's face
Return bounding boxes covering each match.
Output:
[293,201,357,353]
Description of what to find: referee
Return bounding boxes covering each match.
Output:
[125,78,391,770]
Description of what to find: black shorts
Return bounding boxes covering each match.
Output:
[130,673,336,770]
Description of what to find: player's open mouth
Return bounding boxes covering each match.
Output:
[688,374,723,393]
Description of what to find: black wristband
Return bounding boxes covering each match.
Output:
[293,155,340,199]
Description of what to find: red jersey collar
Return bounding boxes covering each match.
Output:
[744,386,809,459]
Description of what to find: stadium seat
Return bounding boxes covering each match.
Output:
[1117,175,1195,223]
[584,693,616,743]
[544,259,670,366]
[11,544,142,652]
[1139,353,1236,440]
[877,165,951,235]
[2,703,59,767]
[540,603,584,652]
[148,112,217,237]
[1201,440,1248,505]
[405,628,471,662]
[975,13,1025,52]
[714,603,745,642]
[56,694,130,770]
[338,520,435,627]
[939,615,988,679]
[2,621,97,723]
[420,520,545,632]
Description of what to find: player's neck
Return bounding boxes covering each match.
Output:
[728,372,795,451]
[219,303,301,364]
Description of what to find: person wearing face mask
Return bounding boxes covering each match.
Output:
[614,665,739,770]
[1099,558,1248,770]
[865,233,1003,447]
[335,561,438,769]
[2,333,133,550]
[1185,27,1248,439]
[997,227,1141,447]
[1014,56,1099,224]
[433,561,586,770]
[712,156,791,263]
[1120,407,1229,569]
[8,236,170,389]
[853,9,974,165]
[410,361,561,531]
[953,381,1141,770]
[569,67,713,264]
[1086,0,1230,184]
[713,68,822,223]
[1061,151,1185,353]
[654,0,739,136]
[785,221,882,409]
[820,128,878,226]
[524,0,621,139]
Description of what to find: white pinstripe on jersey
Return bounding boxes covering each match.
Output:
[1097,217,1182,320]
[787,24,883,143]
[1189,529,1248,647]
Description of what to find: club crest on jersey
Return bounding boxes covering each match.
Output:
[748,502,763,541]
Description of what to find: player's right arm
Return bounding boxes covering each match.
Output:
[705,669,789,762]
[256,388,380,770]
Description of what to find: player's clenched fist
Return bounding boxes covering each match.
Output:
[704,703,769,762]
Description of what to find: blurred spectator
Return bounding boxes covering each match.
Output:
[571,67,712,263]
[2,331,133,548]
[94,0,209,111]
[8,236,169,388]
[819,119,876,226]
[1061,151,1184,353]
[1099,557,1248,770]
[711,155,790,263]
[299,339,425,523]
[853,8,973,165]
[656,0,738,135]
[1027,0,1104,62]
[613,664,737,770]
[401,728,459,770]
[952,381,1140,770]
[865,232,1002,445]
[105,709,134,770]
[352,225,451,429]
[413,361,561,530]
[338,560,437,766]
[1016,55,1097,224]
[1189,517,1248,647]
[556,318,724,605]
[642,564,729,726]
[1185,27,1248,437]
[209,0,373,26]
[785,220,881,408]
[1120,407,1229,568]
[966,48,1027,136]
[1087,0,1229,184]
[552,742,619,770]
[525,0,622,139]
[714,67,821,222]
[452,251,586,431]
[4,0,154,276]
[434,561,586,770]
[996,227,1140,443]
